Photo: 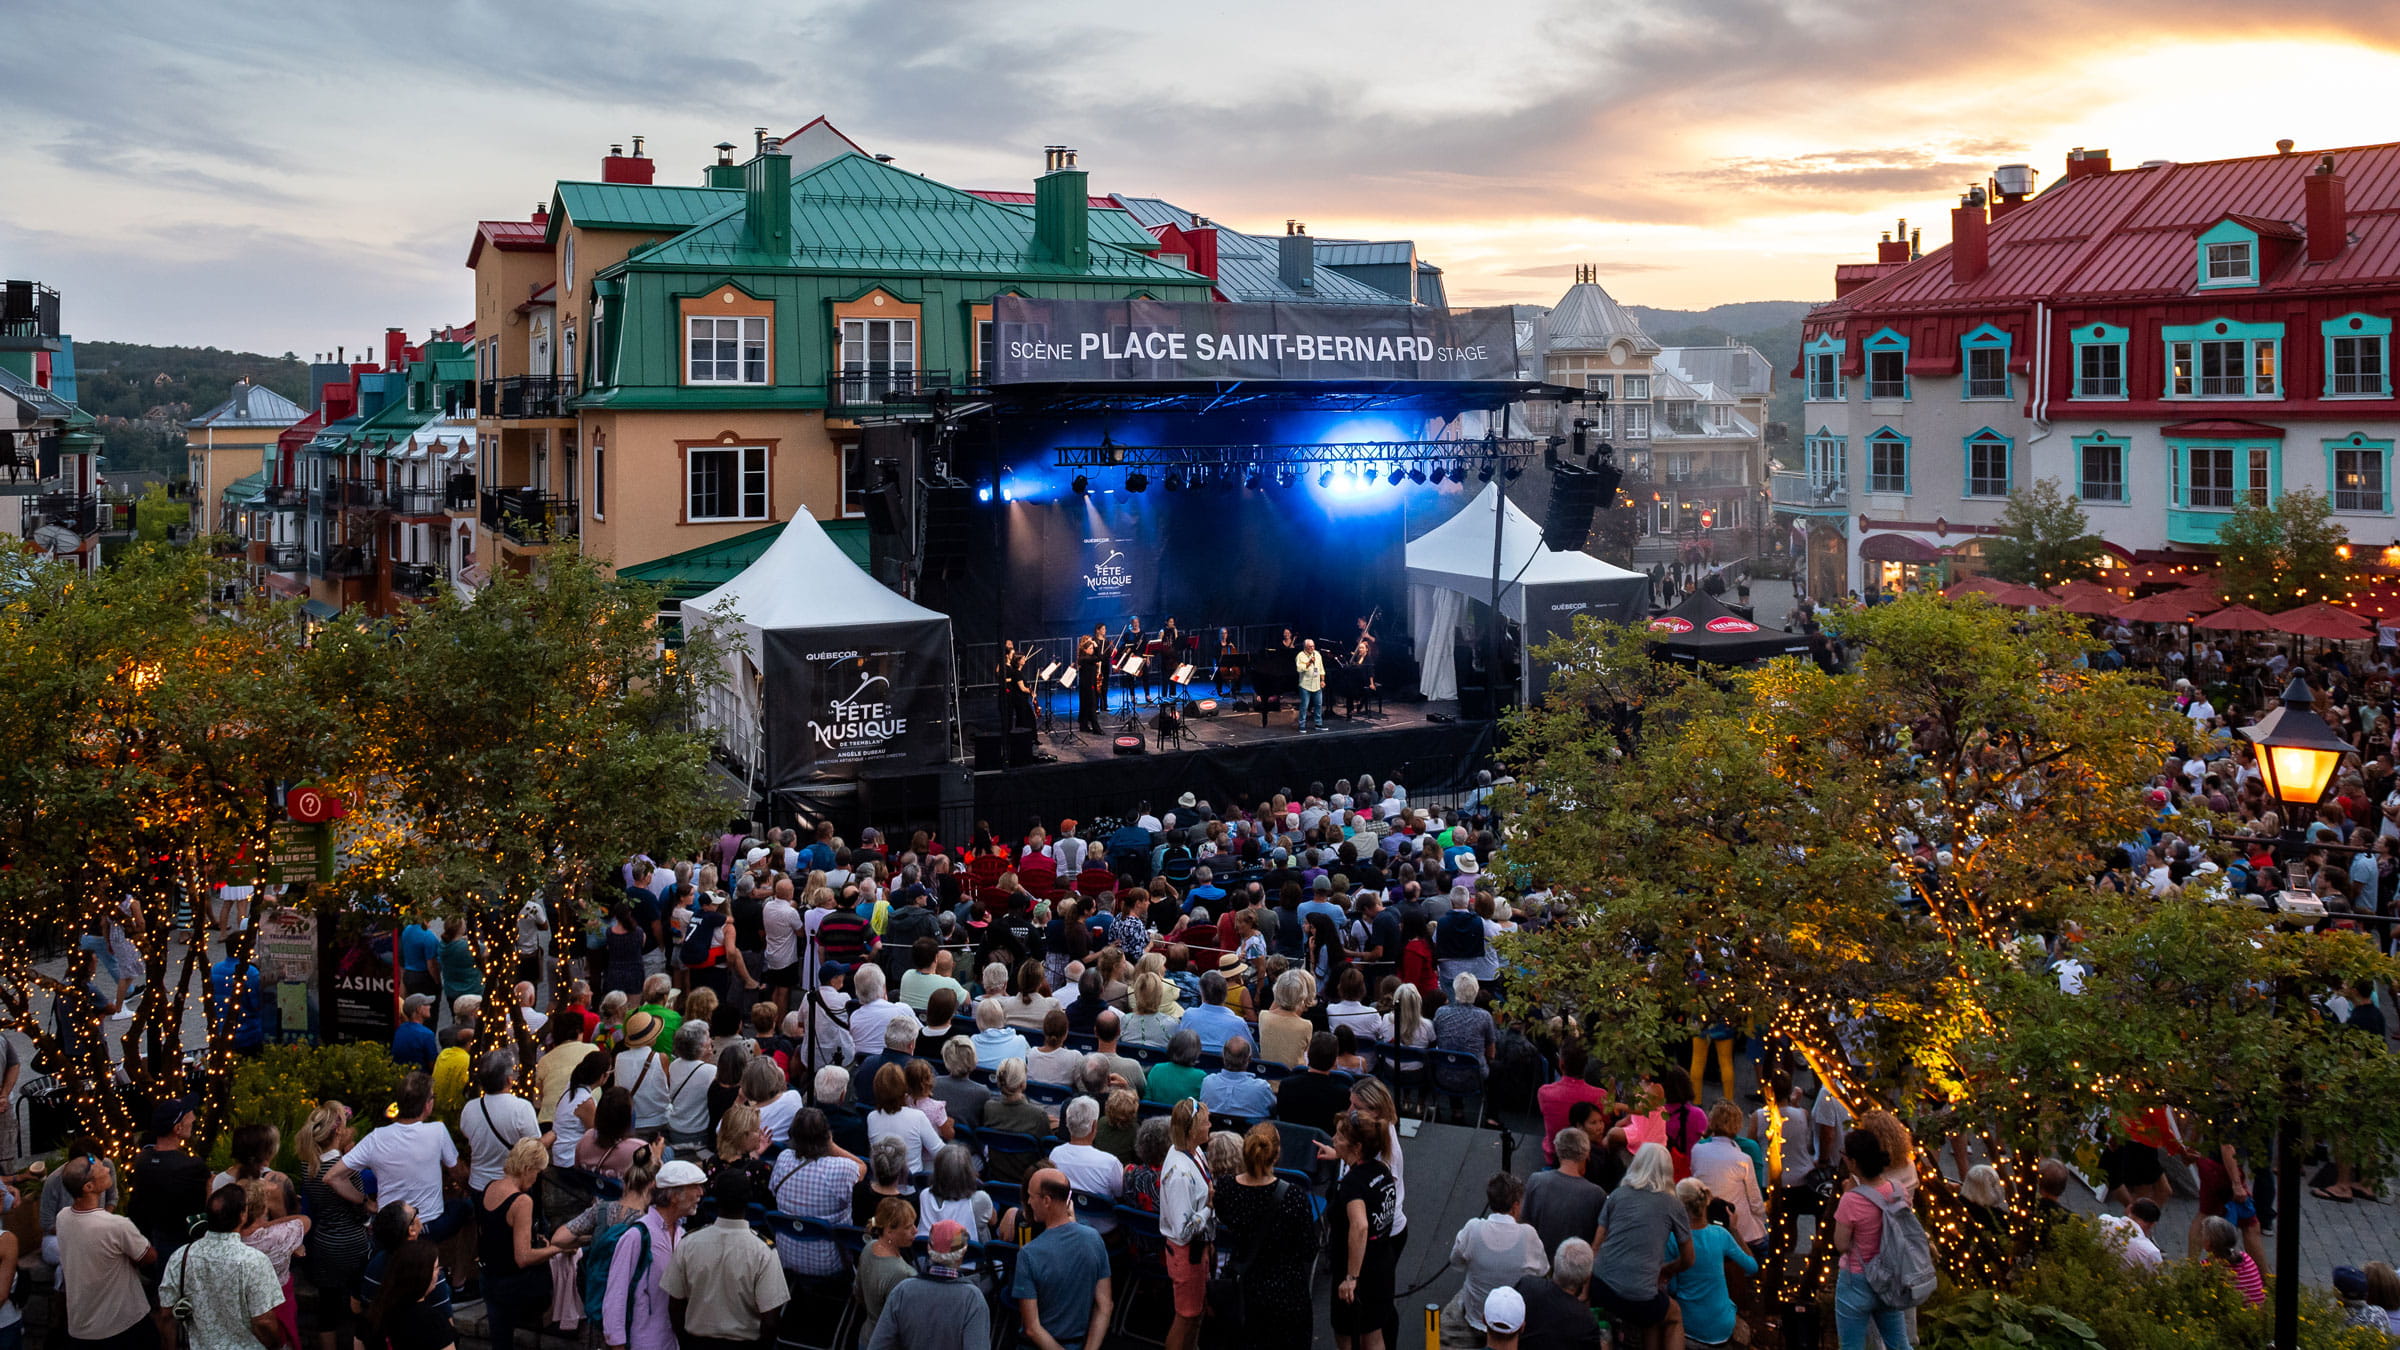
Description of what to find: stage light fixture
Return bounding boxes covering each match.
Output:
[1071,475,1090,495]
[1387,465,1405,484]
[1408,463,1427,484]
[1164,470,1184,492]
[1246,468,1264,490]
[1318,468,1335,488]
[1504,463,1524,481]
[1477,461,1495,483]
[1428,464,1446,484]
[1126,471,1149,492]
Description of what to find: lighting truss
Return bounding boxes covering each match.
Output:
[1050,438,1549,471]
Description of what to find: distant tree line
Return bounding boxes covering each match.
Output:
[71,341,311,476]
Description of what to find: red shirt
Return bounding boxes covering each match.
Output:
[1536,1079,1610,1161]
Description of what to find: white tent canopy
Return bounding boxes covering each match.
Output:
[682,509,955,792]
[1405,482,1647,701]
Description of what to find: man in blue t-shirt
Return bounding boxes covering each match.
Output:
[1012,1168,1112,1350]
[205,938,275,1055]
[399,921,442,1001]
[392,993,437,1070]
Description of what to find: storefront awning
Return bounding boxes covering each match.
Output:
[1858,532,1945,563]
[301,598,340,620]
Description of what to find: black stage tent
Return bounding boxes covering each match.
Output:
[1646,591,1814,666]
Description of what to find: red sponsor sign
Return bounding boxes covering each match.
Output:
[1704,616,1760,633]
[1648,616,1694,633]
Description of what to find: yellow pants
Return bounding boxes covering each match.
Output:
[1690,1035,1736,1103]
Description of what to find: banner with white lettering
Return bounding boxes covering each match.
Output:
[990,298,1520,383]
[763,622,954,784]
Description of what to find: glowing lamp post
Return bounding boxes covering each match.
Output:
[2235,675,2347,1350]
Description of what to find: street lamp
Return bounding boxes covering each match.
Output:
[2234,674,2350,1350]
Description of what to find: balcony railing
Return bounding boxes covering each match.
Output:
[0,281,61,343]
[339,478,392,513]
[480,486,579,544]
[321,544,376,579]
[30,492,102,536]
[1771,471,1849,510]
[389,486,445,517]
[444,472,478,512]
[491,375,570,420]
[391,562,437,598]
[828,367,957,412]
[264,542,304,572]
[261,483,308,508]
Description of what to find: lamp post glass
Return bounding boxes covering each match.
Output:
[2237,677,2348,809]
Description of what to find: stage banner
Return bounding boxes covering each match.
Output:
[1039,498,1162,624]
[991,297,1519,383]
[1522,577,1650,701]
[763,621,955,786]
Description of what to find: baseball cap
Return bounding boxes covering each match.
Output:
[2335,1265,2369,1299]
[818,960,850,984]
[656,1160,708,1188]
[1483,1286,1526,1334]
[930,1218,969,1253]
[152,1099,195,1137]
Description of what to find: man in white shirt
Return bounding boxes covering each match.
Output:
[2098,1199,2163,1269]
[510,981,549,1037]
[1053,820,1089,881]
[459,1050,547,1191]
[762,878,805,1015]
[1047,1097,1123,1232]
[803,966,854,1070]
[847,963,903,1061]
[328,1073,467,1236]
[514,894,549,987]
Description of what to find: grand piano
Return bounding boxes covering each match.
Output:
[1247,644,1298,724]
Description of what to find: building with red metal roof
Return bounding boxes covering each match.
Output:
[1784,141,2400,599]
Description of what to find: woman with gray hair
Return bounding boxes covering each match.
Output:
[1591,1144,1694,1348]
[917,1142,1001,1244]
[660,1019,717,1151]
[980,1058,1051,1183]
[1145,1027,1208,1106]
[852,1134,918,1228]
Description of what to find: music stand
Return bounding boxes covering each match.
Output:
[1160,662,1199,747]
[1034,660,1063,738]
[1049,662,1082,746]
[1114,653,1146,715]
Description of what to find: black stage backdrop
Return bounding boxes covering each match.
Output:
[761,622,955,787]
[1007,494,1403,642]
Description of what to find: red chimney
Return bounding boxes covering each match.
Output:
[600,137,655,185]
[1950,191,1990,285]
[1876,236,1909,264]
[384,327,407,372]
[2064,146,2111,181]
[2306,155,2348,261]
[1183,225,1220,280]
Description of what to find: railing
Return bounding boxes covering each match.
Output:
[261,483,308,508]
[337,479,389,512]
[480,486,578,544]
[828,367,956,411]
[1661,469,1754,488]
[1771,471,1849,510]
[389,486,445,517]
[444,472,478,512]
[264,542,304,571]
[321,544,375,579]
[0,281,60,342]
[31,492,101,535]
[493,375,569,419]
[391,562,437,598]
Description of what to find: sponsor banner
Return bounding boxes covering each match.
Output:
[764,623,954,785]
[1705,615,1760,633]
[991,297,1521,383]
[1649,616,1695,633]
[321,926,398,1045]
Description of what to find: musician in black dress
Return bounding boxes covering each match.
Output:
[997,641,1038,733]
[1157,617,1185,699]
[1077,624,1107,733]
[1212,626,1241,699]
[1341,614,1380,717]
[1116,616,1148,705]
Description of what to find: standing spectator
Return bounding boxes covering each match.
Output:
[658,1021,719,1152]
[1212,1123,1316,1350]
[1441,1173,1548,1349]
[1013,1167,1114,1350]
[1158,1099,1215,1350]
[437,917,484,1012]
[392,994,439,1072]
[400,920,444,1004]
[1668,1178,1757,1349]
[460,1051,545,1192]
[762,879,806,1018]
[328,1074,468,1238]
[1328,1109,1401,1350]
[1536,1041,1610,1164]
[2201,1214,2265,1308]
[1513,1239,1602,1350]
[1831,1129,1917,1346]
[1482,1288,1525,1350]
[514,893,549,988]
[664,1169,789,1348]
[603,1158,707,1350]
[361,1237,453,1350]
[1590,1144,1693,1350]
[298,1102,371,1350]
[206,936,276,1057]
[477,1139,553,1350]
[1522,1127,1606,1257]
[1688,1103,1768,1254]
[1431,975,1496,1112]
[159,1185,284,1350]
[130,1100,212,1261]
[867,1220,987,1350]
[57,1154,157,1350]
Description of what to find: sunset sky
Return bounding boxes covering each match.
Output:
[6,0,2398,353]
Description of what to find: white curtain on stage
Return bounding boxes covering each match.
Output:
[1409,582,1469,701]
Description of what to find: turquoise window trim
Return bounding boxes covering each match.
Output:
[2166,437,2282,509]
[2321,313,2394,398]
[1865,425,1911,495]
[1959,323,2012,400]
[2073,431,2132,505]
[2162,317,2285,399]
[2195,219,2261,290]
[1804,333,1846,355]
[1962,426,2014,498]
[2161,317,2286,343]
[2070,322,2129,400]
[1863,327,1910,401]
[1804,333,1846,401]
[2325,432,2395,515]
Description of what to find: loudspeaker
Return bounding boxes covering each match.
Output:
[973,731,1006,773]
[1458,682,1495,721]
[863,465,907,535]
[1006,729,1037,768]
[1542,463,1601,552]
[861,765,974,843]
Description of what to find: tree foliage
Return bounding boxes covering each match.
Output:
[1983,477,2108,586]
[1498,594,2400,1271]
[2215,487,2356,613]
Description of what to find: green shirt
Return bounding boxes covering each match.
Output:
[438,937,483,996]
[636,1002,683,1051]
[1145,1062,1208,1106]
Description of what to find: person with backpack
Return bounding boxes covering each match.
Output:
[1432,898,1493,987]
[601,1157,706,1350]
[1831,1127,1929,1350]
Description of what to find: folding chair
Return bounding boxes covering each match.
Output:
[1110,1203,1174,1347]
[978,1128,1049,1184]
[1430,1048,1488,1129]
[767,1213,860,1350]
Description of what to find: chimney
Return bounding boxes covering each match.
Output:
[1182,224,1220,280]
[706,141,744,189]
[2306,154,2349,262]
[385,326,407,372]
[1910,227,1921,258]
[530,202,549,229]
[1876,217,1909,264]
[1951,187,1990,284]
[1278,220,1314,292]
[1033,147,1090,268]
[743,139,794,256]
[2277,139,2297,156]
[600,139,655,185]
[2064,146,2112,181]
[1989,164,2037,221]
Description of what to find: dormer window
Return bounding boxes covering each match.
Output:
[2196,218,2270,290]
[2204,241,2254,284]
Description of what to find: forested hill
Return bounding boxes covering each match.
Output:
[71,341,312,474]
[1626,300,1819,438]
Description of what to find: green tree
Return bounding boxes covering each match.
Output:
[2216,487,2356,612]
[0,544,361,1149]
[1499,594,2400,1280]
[1983,477,2107,585]
[317,552,728,1068]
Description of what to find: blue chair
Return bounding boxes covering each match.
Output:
[981,1239,1024,1349]
[1123,1042,1163,1066]
[1136,1099,1173,1120]
[983,1179,1024,1229]
[1255,1059,1297,1081]
[1429,1048,1487,1128]
[1026,1081,1075,1107]
[1271,1120,1334,1184]
[1110,1204,1173,1347]
[978,1129,1049,1184]
[764,1213,857,1350]
[1274,1166,1329,1223]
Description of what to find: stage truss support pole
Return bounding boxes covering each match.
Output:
[1487,419,1506,721]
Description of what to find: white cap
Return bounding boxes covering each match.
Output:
[1483,1286,1526,1334]
[656,1160,708,1188]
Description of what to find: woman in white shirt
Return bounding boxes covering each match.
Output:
[1157,1099,1215,1350]
[1121,971,1183,1048]
[658,1021,717,1149]
[1378,983,1436,1052]
[865,1061,947,1173]
[550,1053,607,1169]
[1688,1102,1769,1249]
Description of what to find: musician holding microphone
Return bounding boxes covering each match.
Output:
[1295,639,1327,733]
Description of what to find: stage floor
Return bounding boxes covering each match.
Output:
[1029,691,1460,767]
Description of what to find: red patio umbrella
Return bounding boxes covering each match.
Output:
[1944,576,2051,606]
[2113,589,2223,624]
[2269,601,2372,641]
[2194,603,2281,633]
[2051,579,2123,616]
